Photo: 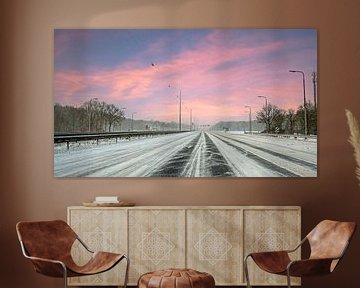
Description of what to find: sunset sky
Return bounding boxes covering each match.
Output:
[54,29,317,125]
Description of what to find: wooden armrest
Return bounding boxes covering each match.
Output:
[287,258,335,277]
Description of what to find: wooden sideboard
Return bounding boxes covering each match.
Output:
[67,206,301,286]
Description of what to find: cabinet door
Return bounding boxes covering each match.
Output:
[187,209,243,285]
[244,209,301,286]
[128,209,186,284]
[68,208,127,286]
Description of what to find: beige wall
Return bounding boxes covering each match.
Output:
[1,0,360,287]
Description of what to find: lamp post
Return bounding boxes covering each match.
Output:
[245,105,252,134]
[131,112,137,131]
[184,106,192,131]
[190,108,192,131]
[71,104,77,132]
[119,107,126,131]
[168,85,182,132]
[178,90,182,132]
[289,70,308,136]
[312,71,317,110]
[88,97,98,132]
[257,95,268,133]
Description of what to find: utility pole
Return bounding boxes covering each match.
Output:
[312,71,317,110]
[289,70,308,136]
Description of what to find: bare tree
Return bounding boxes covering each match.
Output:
[283,109,296,134]
[105,104,125,132]
[294,102,317,135]
[96,101,108,131]
[82,98,99,132]
[256,103,285,133]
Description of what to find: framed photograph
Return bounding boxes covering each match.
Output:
[54,29,317,177]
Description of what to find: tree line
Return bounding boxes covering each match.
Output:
[55,99,317,135]
[54,100,185,133]
[54,100,125,133]
[256,102,317,135]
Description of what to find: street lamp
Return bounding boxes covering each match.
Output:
[119,107,126,131]
[131,112,137,131]
[245,105,252,134]
[257,95,268,133]
[184,105,192,131]
[168,85,182,132]
[88,97,98,132]
[312,71,317,110]
[289,70,307,136]
[179,90,182,132]
[190,108,192,131]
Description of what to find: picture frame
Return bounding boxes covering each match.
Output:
[54,28,317,177]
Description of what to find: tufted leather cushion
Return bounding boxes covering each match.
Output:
[138,269,215,288]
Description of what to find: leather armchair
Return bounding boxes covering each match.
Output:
[16,220,129,288]
[244,220,356,288]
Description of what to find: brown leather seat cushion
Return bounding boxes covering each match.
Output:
[138,268,215,288]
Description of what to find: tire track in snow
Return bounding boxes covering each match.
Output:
[182,131,207,176]
[215,132,316,171]
[152,131,234,177]
[203,132,234,177]
[55,131,197,177]
[211,133,300,177]
[151,133,202,177]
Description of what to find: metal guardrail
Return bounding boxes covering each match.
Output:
[54,130,185,149]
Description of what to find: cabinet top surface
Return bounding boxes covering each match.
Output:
[68,205,301,210]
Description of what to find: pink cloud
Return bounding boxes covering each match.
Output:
[55,32,315,124]
[54,71,90,104]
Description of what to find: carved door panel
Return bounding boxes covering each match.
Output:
[128,209,186,284]
[187,209,243,285]
[243,209,301,286]
[68,208,128,286]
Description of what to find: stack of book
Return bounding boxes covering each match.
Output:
[83,196,135,207]
[93,196,119,204]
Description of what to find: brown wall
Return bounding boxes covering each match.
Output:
[1,0,360,287]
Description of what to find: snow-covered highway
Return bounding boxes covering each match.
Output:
[54,131,317,177]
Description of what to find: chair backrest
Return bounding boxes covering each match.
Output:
[16,220,77,261]
[307,220,356,261]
